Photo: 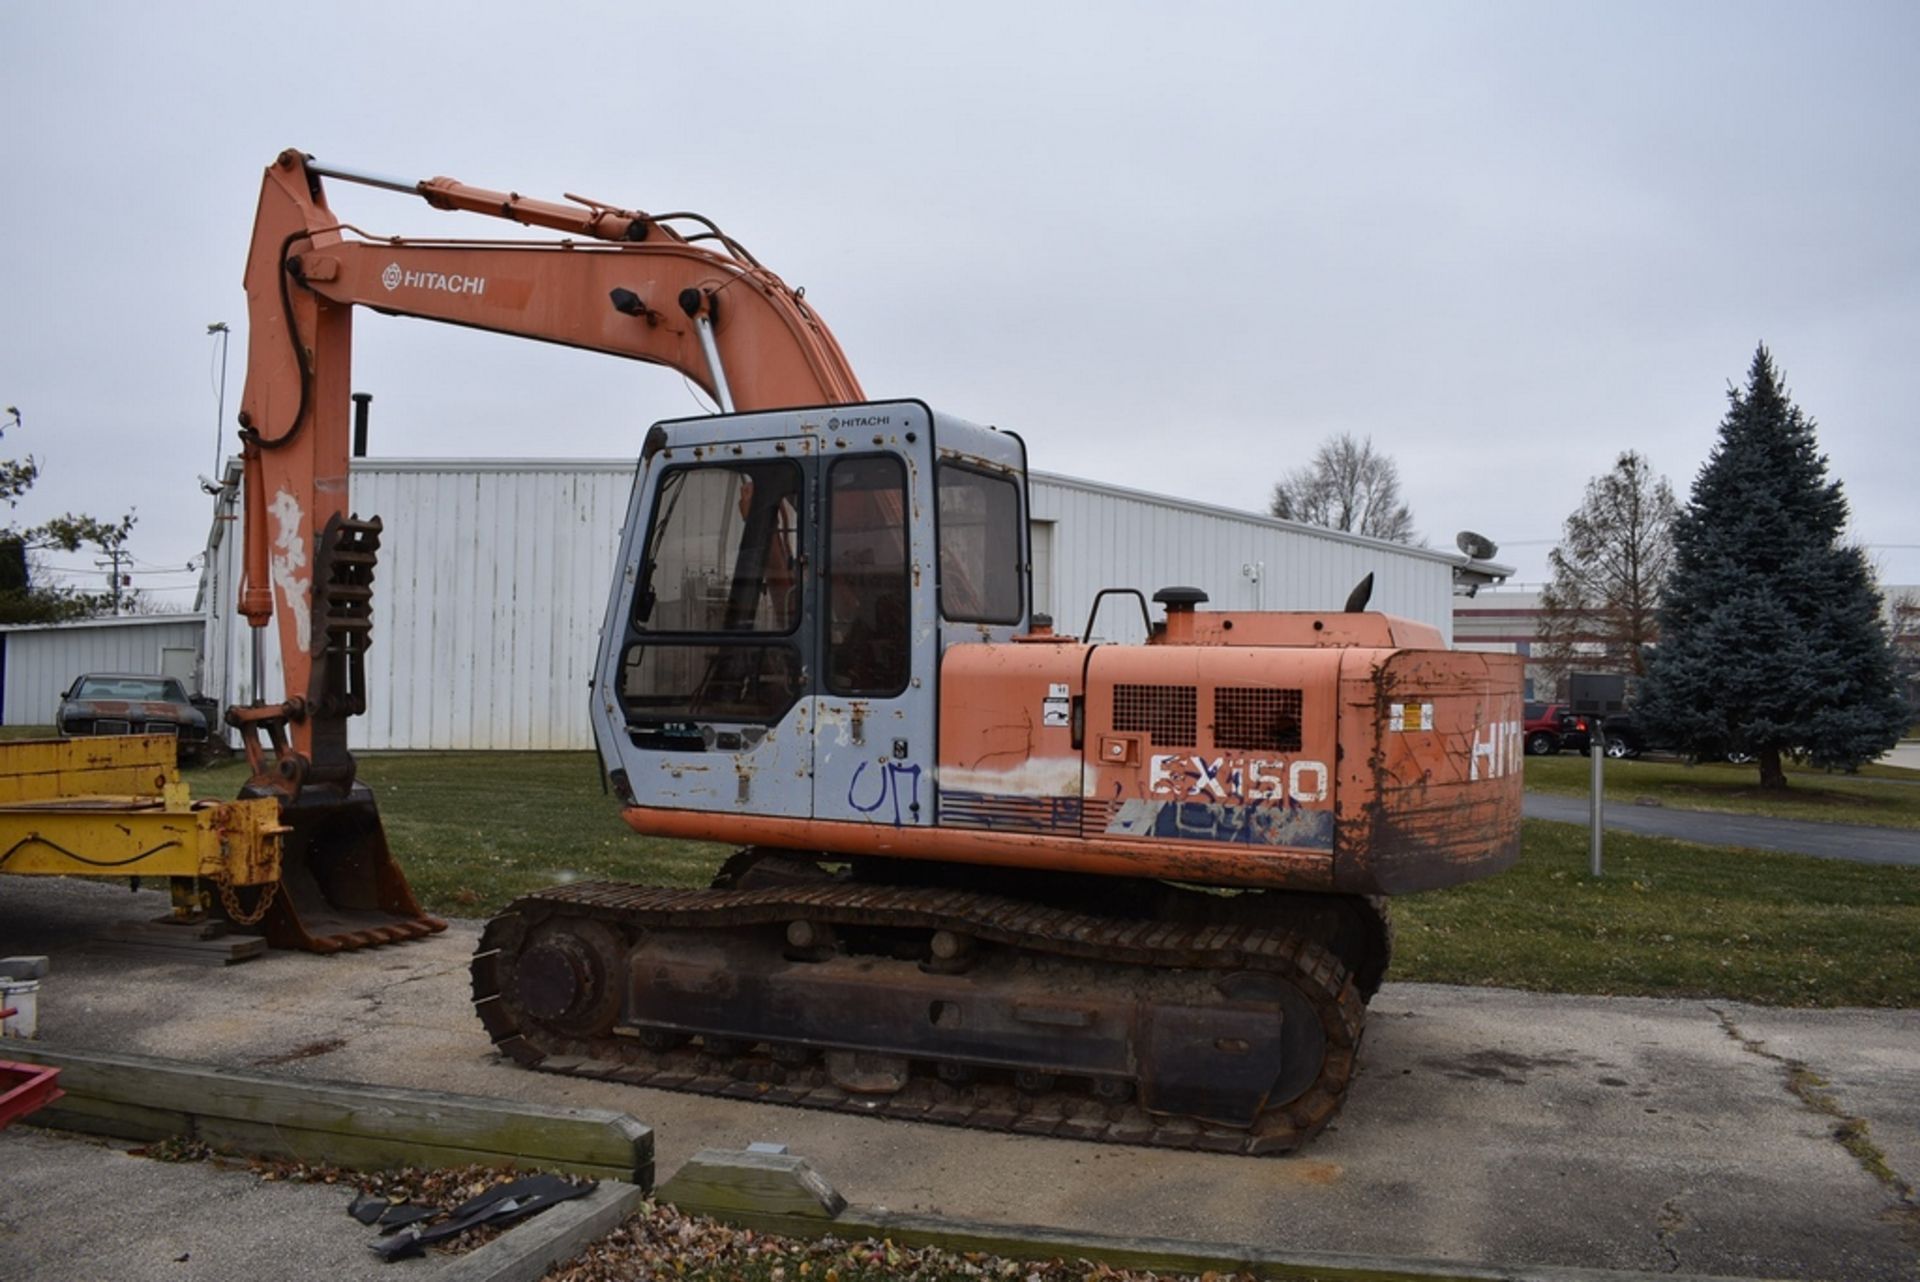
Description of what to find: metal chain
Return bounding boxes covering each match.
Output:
[218,876,279,926]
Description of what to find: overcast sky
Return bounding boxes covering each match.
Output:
[3,1,1915,612]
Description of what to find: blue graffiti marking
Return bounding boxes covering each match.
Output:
[848,760,924,826]
[1147,801,1335,849]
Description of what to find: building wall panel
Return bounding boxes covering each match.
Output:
[1027,473,1455,646]
[204,459,1461,750]
[341,464,633,750]
[1,618,207,726]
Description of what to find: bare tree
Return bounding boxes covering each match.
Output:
[1268,433,1418,543]
[1889,587,1919,718]
[1536,451,1677,696]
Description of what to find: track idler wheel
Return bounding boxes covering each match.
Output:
[500,916,625,1039]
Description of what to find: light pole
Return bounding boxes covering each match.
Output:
[208,322,230,480]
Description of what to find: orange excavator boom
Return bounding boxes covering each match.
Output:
[236,148,861,771]
[228,148,863,949]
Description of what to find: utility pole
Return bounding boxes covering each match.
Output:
[95,548,130,616]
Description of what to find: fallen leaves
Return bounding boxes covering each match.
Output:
[121,1140,549,1257]
[128,1136,213,1163]
[545,1200,1261,1282]
[125,1145,1259,1279]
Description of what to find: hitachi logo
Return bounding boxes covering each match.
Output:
[381,262,486,296]
[828,415,892,429]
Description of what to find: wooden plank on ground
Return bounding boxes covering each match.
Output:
[25,1091,194,1143]
[653,1148,1568,1282]
[435,1181,650,1282]
[9,1045,652,1187]
[656,1148,846,1220]
[92,921,267,965]
[662,1200,1629,1282]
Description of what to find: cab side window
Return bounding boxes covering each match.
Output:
[937,463,1023,623]
[826,456,910,696]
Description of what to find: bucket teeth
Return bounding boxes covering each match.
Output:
[228,784,445,954]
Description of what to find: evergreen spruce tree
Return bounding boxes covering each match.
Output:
[1638,346,1908,789]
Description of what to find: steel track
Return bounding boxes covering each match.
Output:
[471,880,1367,1155]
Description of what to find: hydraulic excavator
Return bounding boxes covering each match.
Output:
[232,148,1524,1150]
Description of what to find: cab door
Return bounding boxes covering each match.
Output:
[809,441,937,827]
[598,431,818,820]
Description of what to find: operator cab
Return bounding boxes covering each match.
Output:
[591,400,1028,827]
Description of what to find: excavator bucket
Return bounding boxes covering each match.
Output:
[236,783,445,953]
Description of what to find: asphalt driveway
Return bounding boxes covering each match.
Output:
[1523,791,1920,865]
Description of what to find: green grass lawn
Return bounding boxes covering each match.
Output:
[190,751,731,911]
[187,750,1919,1008]
[1526,752,1920,830]
[1396,820,1919,1007]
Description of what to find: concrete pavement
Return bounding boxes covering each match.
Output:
[0,1128,406,1282]
[1879,741,1920,771]
[3,878,1917,1280]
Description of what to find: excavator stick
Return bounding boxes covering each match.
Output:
[230,782,444,953]
[220,512,442,953]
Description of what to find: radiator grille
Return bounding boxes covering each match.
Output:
[1214,687,1304,751]
[1112,684,1197,747]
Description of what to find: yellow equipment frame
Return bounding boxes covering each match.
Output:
[0,737,283,898]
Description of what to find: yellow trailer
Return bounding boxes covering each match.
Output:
[0,736,285,927]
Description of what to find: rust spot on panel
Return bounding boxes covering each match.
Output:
[1339,650,1523,894]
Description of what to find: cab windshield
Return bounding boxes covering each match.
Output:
[634,461,802,635]
[621,459,807,737]
[74,677,185,702]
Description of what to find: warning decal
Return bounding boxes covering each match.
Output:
[1389,702,1435,733]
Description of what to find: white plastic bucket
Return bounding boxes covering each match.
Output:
[0,978,39,1039]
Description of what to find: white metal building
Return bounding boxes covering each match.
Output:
[202,458,1500,751]
[0,614,207,728]
[1027,470,1464,640]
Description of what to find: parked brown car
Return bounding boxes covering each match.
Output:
[57,673,210,761]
